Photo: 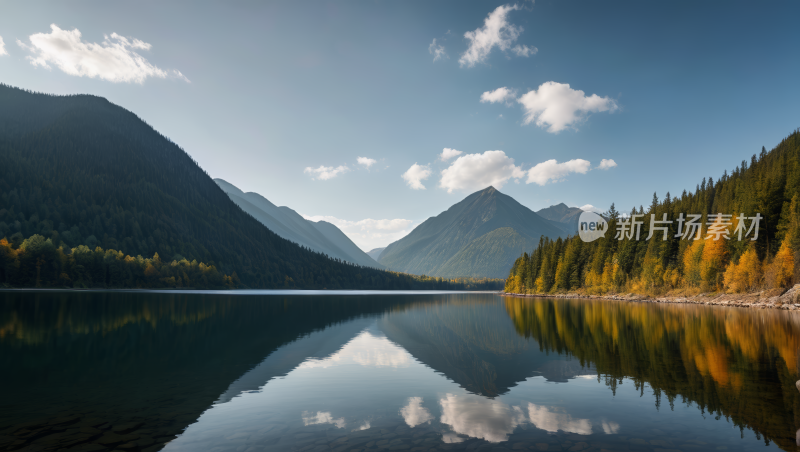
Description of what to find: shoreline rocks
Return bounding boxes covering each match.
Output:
[501,284,800,310]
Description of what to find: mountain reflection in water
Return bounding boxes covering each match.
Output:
[1,291,799,452]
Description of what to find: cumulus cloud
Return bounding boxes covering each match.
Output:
[579,204,604,214]
[517,81,618,133]
[402,163,432,190]
[460,4,534,67]
[527,404,592,435]
[439,394,527,443]
[439,150,525,193]
[511,44,537,57]
[439,148,463,161]
[480,87,516,105]
[301,215,418,251]
[357,157,377,168]
[0,36,8,56]
[429,38,448,62]
[526,158,591,186]
[302,411,346,429]
[597,158,617,170]
[304,165,349,180]
[16,24,186,84]
[401,397,433,428]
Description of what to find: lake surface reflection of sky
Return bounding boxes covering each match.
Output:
[2,292,799,451]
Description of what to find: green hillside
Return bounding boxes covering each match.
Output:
[378,187,567,278]
[0,84,498,290]
[435,228,534,279]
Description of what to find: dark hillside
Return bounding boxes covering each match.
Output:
[0,84,496,289]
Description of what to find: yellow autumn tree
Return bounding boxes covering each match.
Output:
[682,240,705,287]
[723,247,762,293]
[765,240,794,289]
[534,275,546,293]
[640,249,664,292]
[553,256,567,292]
[701,216,729,290]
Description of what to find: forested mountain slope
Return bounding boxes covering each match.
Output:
[378,187,567,279]
[0,84,494,289]
[506,130,800,295]
[214,178,381,268]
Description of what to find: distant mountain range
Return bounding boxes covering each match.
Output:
[215,179,381,268]
[0,84,494,289]
[366,247,386,261]
[536,203,585,234]
[377,187,568,279]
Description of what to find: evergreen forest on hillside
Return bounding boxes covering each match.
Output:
[506,130,800,296]
[0,84,503,290]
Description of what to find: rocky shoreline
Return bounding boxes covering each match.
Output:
[502,284,800,310]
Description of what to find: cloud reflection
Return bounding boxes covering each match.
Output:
[439,394,527,443]
[401,397,433,427]
[302,411,346,429]
[601,420,620,434]
[437,395,613,442]
[527,403,592,435]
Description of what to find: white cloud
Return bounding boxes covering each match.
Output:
[302,215,418,251]
[579,204,604,214]
[304,165,349,180]
[429,38,448,62]
[517,81,618,133]
[439,394,527,443]
[401,397,433,428]
[402,163,432,190]
[17,24,185,84]
[439,148,463,161]
[460,4,534,67]
[480,86,516,105]
[357,157,377,168]
[0,36,8,56]
[171,69,191,83]
[526,158,591,186]
[527,404,592,435]
[511,44,537,57]
[597,158,617,170]
[302,411,345,429]
[353,421,371,432]
[439,150,525,193]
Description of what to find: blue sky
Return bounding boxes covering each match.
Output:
[1,1,799,250]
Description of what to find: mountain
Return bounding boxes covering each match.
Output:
[0,84,489,290]
[367,247,386,261]
[214,179,381,268]
[377,187,567,279]
[536,203,584,234]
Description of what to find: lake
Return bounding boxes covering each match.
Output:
[1,291,799,452]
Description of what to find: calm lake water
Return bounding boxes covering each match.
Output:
[2,291,800,452]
